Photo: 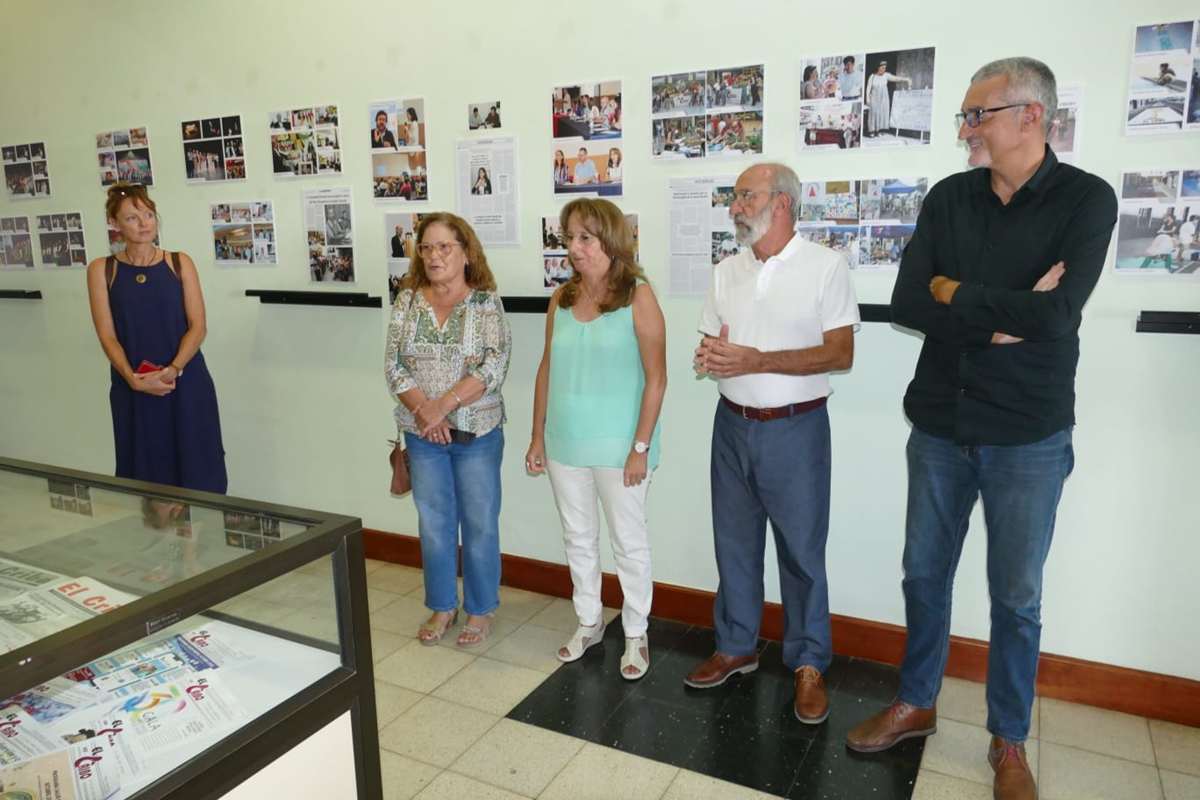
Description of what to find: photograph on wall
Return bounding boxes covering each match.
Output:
[36,212,86,267]
[468,101,503,131]
[2,141,50,198]
[222,511,280,551]
[1114,169,1199,274]
[540,211,639,292]
[551,80,623,195]
[303,186,355,282]
[666,174,738,295]
[0,215,34,269]
[47,479,93,517]
[651,65,764,160]
[1125,21,1199,135]
[210,201,275,265]
[1047,83,1083,166]
[181,115,245,182]
[95,126,154,185]
[456,136,520,245]
[268,105,341,177]
[385,211,429,305]
[796,177,927,270]
[799,48,935,150]
[370,98,428,202]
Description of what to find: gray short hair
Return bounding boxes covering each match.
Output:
[971,57,1057,135]
[761,162,802,224]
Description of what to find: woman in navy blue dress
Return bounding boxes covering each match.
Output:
[86,183,227,493]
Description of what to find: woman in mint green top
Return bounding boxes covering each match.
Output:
[526,198,666,682]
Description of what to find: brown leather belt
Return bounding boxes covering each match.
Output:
[722,395,827,421]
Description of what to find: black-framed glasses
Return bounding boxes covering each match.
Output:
[732,189,780,205]
[955,103,1029,129]
[416,241,463,258]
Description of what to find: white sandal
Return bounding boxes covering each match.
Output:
[557,620,605,663]
[620,634,649,681]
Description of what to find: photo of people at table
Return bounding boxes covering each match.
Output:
[468,101,503,130]
[551,81,623,196]
[649,64,763,160]
[550,139,623,196]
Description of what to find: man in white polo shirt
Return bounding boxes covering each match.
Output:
[689,162,860,725]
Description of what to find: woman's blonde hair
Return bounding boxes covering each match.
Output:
[557,198,644,313]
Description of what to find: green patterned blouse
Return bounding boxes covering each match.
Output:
[385,288,512,436]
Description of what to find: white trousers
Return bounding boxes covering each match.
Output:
[546,459,653,637]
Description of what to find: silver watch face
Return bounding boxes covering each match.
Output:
[633,441,649,454]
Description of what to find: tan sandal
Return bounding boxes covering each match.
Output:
[417,609,458,646]
[621,634,649,681]
[457,614,493,648]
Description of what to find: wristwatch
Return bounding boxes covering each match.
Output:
[632,440,649,454]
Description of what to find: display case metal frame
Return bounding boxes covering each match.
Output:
[0,456,382,800]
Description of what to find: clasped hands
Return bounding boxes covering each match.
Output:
[929,261,1065,345]
[694,324,760,378]
[131,369,175,397]
[413,395,453,444]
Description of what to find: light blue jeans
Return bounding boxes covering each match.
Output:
[405,427,504,617]
[897,426,1074,742]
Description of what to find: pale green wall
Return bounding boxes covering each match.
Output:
[1,0,1197,679]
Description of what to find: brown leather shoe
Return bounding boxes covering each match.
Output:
[683,652,758,688]
[989,736,1036,800]
[845,701,937,753]
[793,665,829,724]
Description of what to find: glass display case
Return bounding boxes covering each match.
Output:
[0,456,381,799]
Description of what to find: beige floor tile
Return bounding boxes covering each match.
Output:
[491,584,556,622]
[431,612,521,656]
[910,769,995,800]
[380,750,441,800]
[431,655,550,716]
[371,628,409,664]
[374,681,423,728]
[413,771,533,799]
[379,696,500,768]
[935,676,1040,739]
[661,769,783,800]
[1161,769,1200,800]
[296,555,333,577]
[211,595,295,626]
[540,742,678,800]
[365,558,388,574]
[368,562,425,595]
[1040,698,1155,764]
[371,594,436,636]
[1151,720,1200,777]
[450,718,583,797]
[524,597,620,633]
[482,623,570,674]
[1039,741,1164,800]
[368,587,402,613]
[375,639,475,693]
[921,717,1038,786]
[272,605,339,645]
[245,571,330,608]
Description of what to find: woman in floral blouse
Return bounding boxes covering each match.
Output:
[385,212,512,648]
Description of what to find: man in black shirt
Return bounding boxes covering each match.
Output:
[845,57,1116,800]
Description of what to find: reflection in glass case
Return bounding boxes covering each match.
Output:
[0,457,381,799]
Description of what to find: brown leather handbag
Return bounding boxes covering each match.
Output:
[389,439,411,495]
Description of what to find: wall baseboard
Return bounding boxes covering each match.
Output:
[365,529,1200,728]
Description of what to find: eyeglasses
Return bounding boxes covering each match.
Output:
[416,241,463,258]
[954,103,1029,129]
[732,189,780,205]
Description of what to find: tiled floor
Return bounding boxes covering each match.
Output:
[364,560,1200,800]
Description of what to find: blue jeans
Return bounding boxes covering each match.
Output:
[710,400,833,672]
[898,426,1074,742]
[405,427,504,617]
